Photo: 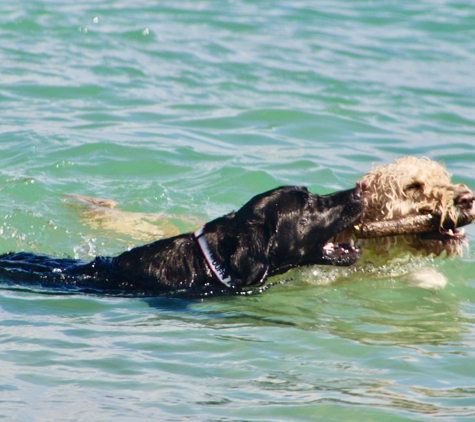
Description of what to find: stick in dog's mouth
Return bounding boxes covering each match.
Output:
[353,213,474,242]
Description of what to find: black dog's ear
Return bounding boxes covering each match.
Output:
[230,248,269,288]
[228,226,271,288]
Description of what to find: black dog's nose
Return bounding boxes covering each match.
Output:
[455,191,474,209]
[353,186,362,201]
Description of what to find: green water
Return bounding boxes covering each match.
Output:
[1,1,475,421]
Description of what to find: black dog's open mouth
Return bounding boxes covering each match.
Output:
[321,242,362,266]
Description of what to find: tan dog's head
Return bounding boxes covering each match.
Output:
[353,157,474,256]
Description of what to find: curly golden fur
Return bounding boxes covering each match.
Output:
[348,157,475,257]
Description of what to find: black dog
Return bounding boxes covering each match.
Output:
[0,186,363,297]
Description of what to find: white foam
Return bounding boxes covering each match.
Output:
[405,267,447,292]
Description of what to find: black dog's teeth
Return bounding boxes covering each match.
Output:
[323,242,358,255]
[323,242,336,255]
[323,242,359,256]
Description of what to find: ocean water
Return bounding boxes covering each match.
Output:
[1,1,475,421]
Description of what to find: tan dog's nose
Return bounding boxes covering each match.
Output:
[455,191,475,209]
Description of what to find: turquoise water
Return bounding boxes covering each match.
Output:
[1,1,475,420]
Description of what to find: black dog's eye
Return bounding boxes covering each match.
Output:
[299,218,308,225]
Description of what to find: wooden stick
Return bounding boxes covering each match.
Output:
[353,214,474,239]
[353,215,436,239]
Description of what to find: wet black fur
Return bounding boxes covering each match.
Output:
[0,186,363,297]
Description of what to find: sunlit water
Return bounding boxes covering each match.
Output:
[1,1,475,421]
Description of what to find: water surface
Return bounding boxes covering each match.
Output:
[1,1,475,421]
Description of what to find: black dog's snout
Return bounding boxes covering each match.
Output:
[353,186,362,201]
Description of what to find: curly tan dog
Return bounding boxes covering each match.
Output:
[349,156,475,257]
[313,157,474,291]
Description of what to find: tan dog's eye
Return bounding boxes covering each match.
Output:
[405,182,423,191]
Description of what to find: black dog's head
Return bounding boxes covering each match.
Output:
[206,186,363,288]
